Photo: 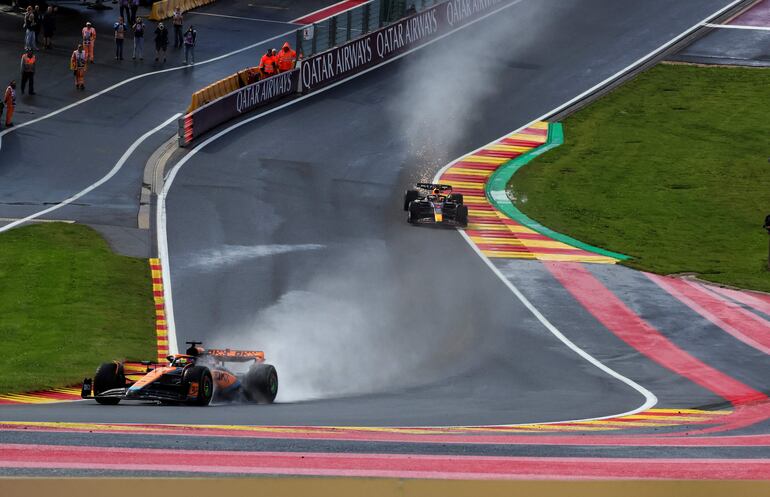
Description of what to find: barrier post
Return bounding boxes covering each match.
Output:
[330,16,337,46]
[346,9,352,42]
[311,23,317,54]
[363,3,369,33]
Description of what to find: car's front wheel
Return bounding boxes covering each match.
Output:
[183,366,214,406]
[404,189,419,211]
[456,204,468,227]
[93,362,125,405]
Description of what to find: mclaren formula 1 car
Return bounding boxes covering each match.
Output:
[81,342,278,406]
[404,183,468,227]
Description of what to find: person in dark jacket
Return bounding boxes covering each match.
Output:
[154,22,168,62]
[42,6,55,49]
[32,5,42,49]
[183,25,196,65]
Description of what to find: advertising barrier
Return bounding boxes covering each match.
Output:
[178,69,300,146]
[300,0,503,91]
[179,0,507,146]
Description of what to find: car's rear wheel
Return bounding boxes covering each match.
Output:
[183,366,214,406]
[244,364,278,404]
[456,205,468,227]
[94,362,125,405]
[403,190,419,211]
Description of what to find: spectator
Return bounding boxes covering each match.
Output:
[183,25,196,64]
[154,22,168,62]
[3,81,16,128]
[132,16,145,60]
[42,6,55,49]
[82,22,96,63]
[172,7,183,48]
[119,0,130,25]
[32,5,42,47]
[114,16,127,60]
[277,42,297,72]
[23,6,36,51]
[20,49,36,95]
[70,44,87,90]
[130,0,139,25]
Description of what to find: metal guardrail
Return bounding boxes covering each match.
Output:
[295,0,441,58]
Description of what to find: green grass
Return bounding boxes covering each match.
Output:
[0,223,156,394]
[510,64,770,291]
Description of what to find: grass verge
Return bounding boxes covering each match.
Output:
[509,64,770,292]
[0,223,155,394]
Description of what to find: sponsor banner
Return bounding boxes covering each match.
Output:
[179,69,300,146]
[301,0,503,91]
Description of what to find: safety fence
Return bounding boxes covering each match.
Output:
[294,0,442,58]
[179,0,508,146]
[148,0,214,21]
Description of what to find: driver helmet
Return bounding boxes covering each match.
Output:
[174,356,190,366]
[432,188,440,195]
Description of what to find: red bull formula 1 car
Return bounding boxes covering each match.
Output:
[81,342,278,406]
[404,183,468,227]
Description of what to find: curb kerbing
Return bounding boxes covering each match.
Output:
[487,123,630,261]
[149,258,170,363]
[437,122,621,264]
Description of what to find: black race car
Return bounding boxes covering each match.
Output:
[403,183,468,227]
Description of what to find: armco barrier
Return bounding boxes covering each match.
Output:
[178,69,300,146]
[179,0,507,146]
[149,0,215,21]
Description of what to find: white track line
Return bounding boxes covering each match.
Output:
[290,0,365,23]
[188,12,301,25]
[432,150,657,425]
[0,27,297,153]
[0,113,180,234]
[159,0,528,356]
[158,0,742,425]
[703,22,770,31]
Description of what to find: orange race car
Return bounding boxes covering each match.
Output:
[81,341,278,406]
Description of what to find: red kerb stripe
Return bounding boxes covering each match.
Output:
[546,262,767,406]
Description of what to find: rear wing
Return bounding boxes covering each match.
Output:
[205,349,265,363]
[416,183,453,192]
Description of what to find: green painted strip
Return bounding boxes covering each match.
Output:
[486,123,631,261]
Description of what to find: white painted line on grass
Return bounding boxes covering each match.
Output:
[0,217,75,223]
[703,22,770,31]
[0,113,180,234]
[188,11,301,25]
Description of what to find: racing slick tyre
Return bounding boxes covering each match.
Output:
[403,190,419,211]
[447,193,464,205]
[182,366,214,406]
[407,202,420,224]
[456,204,469,227]
[244,363,278,404]
[94,362,125,405]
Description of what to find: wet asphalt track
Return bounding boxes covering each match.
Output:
[0,0,766,432]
